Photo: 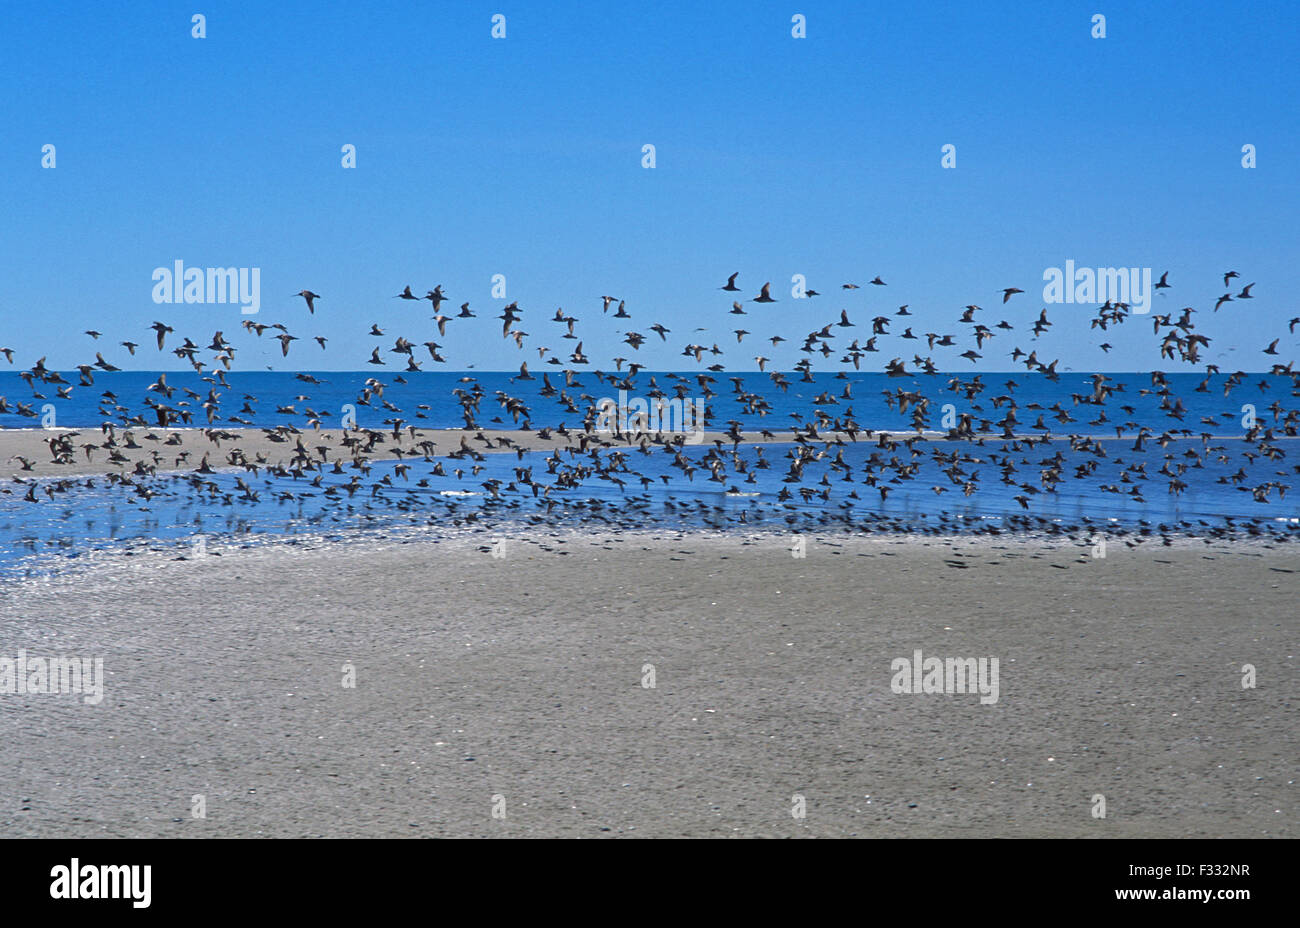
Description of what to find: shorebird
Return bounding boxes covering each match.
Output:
[1,262,1290,551]
[295,290,321,313]
[500,302,522,337]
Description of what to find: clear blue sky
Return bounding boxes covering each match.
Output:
[2,0,1296,372]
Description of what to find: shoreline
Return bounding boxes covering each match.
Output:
[3,424,1294,480]
[5,514,1298,586]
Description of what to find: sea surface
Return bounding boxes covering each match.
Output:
[2,369,1293,433]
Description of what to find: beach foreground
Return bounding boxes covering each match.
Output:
[1,531,1294,837]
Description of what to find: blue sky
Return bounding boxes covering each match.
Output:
[2,0,1296,372]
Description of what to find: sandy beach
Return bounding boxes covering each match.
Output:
[1,426,854,480]
[1,530,1293,837]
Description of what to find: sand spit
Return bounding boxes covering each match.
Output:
[0,530,1294,837]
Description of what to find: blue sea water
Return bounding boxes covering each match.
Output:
[2,370,1298,573]
[1,369,1295,433]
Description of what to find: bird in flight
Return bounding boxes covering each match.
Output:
[151,321,173,350]
[295,290,321,314]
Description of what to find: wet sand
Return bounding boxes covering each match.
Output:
[4,425,1284,482]
[0,427,841,480]
[1,531,1294,837]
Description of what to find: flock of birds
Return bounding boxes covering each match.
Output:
[2,269,1298,546]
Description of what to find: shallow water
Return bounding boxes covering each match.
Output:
[4,435,1297,575]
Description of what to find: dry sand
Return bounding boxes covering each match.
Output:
[0,530,1294,837]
